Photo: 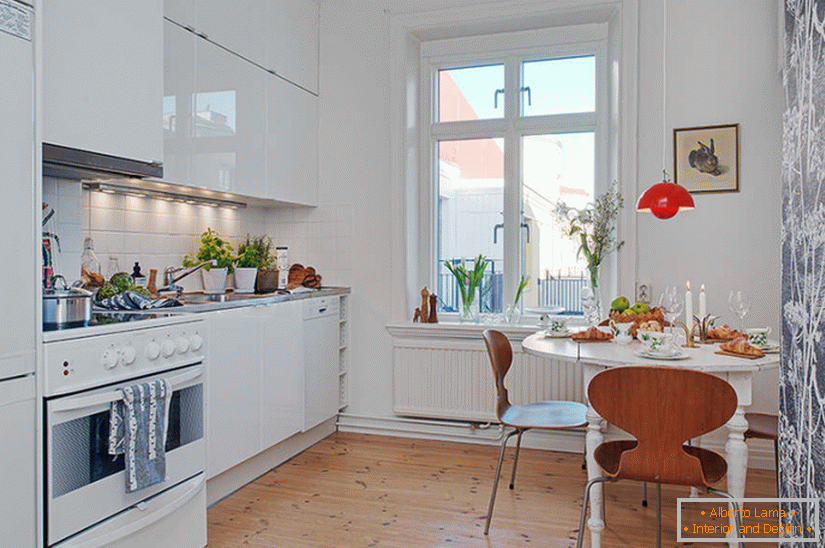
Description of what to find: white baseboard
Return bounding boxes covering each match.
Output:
[337,413,777,471]
[206,418,337,507]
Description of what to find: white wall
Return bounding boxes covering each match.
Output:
[320,0,782,419]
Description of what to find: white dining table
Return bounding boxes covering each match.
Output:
[520,332,780,548]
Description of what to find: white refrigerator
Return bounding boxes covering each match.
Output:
[0,1,37,546]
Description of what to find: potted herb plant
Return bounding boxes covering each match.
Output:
[444,254,488,322]
[234,234,274,293]
[183,228,234,294]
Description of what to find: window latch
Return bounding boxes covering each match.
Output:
[521,86,532,106]
[493,88,505,109]
[493,223,504,244]
[521,222,531,243]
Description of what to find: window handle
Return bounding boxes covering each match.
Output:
[521,86,532,106]
[521,222,531,243]
[493,88,505,109]
[493,223,504,244]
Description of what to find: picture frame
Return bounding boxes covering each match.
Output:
[673,123,739,193]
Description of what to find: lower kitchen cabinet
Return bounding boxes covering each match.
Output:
[206,301,303,479]
[0,375,35,547]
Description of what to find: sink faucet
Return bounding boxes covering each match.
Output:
[160,261,214,297]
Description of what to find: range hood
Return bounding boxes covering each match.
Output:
[42,143,163,181]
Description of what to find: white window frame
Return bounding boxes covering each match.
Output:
[420,24,610,314]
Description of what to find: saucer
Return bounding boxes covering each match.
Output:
[751,339,780,353]
[543,328,570,338]
[635,349,688,360]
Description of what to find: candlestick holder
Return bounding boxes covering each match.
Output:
[676,321,699,348]
[693,314,717,343]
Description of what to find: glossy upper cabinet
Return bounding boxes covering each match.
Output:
[267,0,319,94]
[194,36,267,198]
[163,19,196,186]
[42,0,163,163]
[267,77,318,206]
[193,0,268,71]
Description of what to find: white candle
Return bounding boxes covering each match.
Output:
[699,284,707,321]
[685,281,693,333]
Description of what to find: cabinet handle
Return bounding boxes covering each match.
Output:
[318,307,327,313]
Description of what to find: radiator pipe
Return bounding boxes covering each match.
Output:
[337,413,506,442]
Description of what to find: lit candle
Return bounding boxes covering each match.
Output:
[685,281,693,333]
[699,284,707,321]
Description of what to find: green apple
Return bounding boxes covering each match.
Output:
[631,302,650,315]
[611,296,630,312]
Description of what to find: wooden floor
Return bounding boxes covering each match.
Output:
[207,432,777,547]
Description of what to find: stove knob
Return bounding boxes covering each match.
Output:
[161,339,176,358]
[101,348,119,370]
[145,341,161,361]
[175,336,189,354]
[189,334,203,351]
[121,344,137,365]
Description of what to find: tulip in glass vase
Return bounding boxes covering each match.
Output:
[444,255,487,323]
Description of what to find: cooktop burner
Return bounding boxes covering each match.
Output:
[43,310,188,332]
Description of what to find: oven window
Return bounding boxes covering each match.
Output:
[52,384,203,498]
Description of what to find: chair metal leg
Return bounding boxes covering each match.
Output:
[484,429,519,535]
[774,438,779,497]
[707,487,743,548]
[656,483,662,548]
[643,481,648,507]
[509,429,525,489]
[576,476,611,548]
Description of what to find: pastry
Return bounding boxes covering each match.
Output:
[638,320,662,332]
[719,337,765,358]
[570,326,613,341]
[708,324,742,340]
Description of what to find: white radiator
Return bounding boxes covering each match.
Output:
[392,337,583,422]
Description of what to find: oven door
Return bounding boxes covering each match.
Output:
[46,364,205,546]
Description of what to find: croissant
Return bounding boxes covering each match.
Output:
[570,326,613,341]
[720,337,764,357]
[708,324,742,340]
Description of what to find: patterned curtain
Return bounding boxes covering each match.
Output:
[782,0,825,542]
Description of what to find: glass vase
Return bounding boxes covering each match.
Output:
[459,287,479,323]
[581,279,601,326]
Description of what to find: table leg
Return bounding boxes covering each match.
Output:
[725,405,748,547]
[586,403,605,548]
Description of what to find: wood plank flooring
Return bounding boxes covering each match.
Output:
[207,432,777,547]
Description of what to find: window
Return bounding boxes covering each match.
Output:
[423,26,607,315]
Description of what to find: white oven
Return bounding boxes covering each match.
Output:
[43,315,207,548]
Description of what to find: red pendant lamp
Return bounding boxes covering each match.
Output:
[637,0,695,220]
[636,171,695,219]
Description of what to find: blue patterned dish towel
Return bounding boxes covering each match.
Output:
[109,379,172,493]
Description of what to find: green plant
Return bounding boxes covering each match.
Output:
[235,234,274,270]
[444,254,488,317]
[183,228,235,273]
[553,183,624,290]
[514,276,529,308]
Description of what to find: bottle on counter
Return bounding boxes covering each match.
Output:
[80,237,101,276]
[131,262,147,288]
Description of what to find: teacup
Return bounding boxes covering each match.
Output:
[548,318,567,334]
[609,319,633,345]
[637,330,673,354]
[746,327,772,348]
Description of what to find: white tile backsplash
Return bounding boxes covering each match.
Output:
[43,177,352,288]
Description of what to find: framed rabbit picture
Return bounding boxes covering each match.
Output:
[673,123,739,193]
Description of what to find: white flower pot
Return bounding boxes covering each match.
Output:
[201,267,228,294]
[234,267,258,294]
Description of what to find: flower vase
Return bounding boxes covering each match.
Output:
[581,280,601,326]
[504,305,521,324]
[459,287,479,323]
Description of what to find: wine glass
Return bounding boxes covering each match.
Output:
[659,286,683,334]
[728,290,751,334]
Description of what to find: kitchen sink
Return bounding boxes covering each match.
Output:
[178,291,289,305]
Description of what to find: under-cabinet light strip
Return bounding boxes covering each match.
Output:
[82,182,247,209]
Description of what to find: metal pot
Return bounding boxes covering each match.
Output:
[43,275,93,329]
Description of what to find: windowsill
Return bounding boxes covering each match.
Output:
[386,315,586,341]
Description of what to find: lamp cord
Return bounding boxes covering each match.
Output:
[662,0,668,182]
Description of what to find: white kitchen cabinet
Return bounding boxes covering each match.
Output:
[0,376,35,548]
[302,297,339,431]
[338,295,350,410]
[207,301,304,479]
[42,0,163,164]
[163,19,196,187]
[194,36,267,198]
[163,0,195,31]
[193,0,268,71]
[267,76,319,206]
[267,0,319,94]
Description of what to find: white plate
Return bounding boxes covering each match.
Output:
[542,329,571,338]
[751,339,779,352]
[635,349,689,360]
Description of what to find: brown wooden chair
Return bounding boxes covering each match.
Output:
[481,329,587,535]
[744,412,779,495]
[576,366,743,548]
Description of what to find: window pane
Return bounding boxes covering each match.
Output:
[437,138,504,313]
[522,56,595,116]
[521,132,594,311]
[438,65,504,122]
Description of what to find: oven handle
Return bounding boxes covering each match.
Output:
[50,365,205,414]
[56,473,205,548]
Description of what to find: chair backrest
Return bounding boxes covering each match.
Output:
[588,366,737,486]
[482,330,512,420]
